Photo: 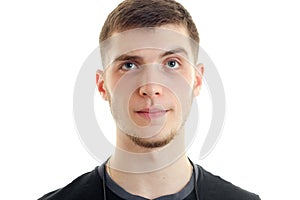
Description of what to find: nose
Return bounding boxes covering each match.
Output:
[139,84,162,98]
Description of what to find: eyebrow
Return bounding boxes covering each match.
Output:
[112,47,189,63]
[113,55,143,63]
[160,48,188,58]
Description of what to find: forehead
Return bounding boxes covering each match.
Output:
[100,26,198,67]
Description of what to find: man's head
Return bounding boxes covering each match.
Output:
[96,0,203,150]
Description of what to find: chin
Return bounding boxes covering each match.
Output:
[127,130,177,149]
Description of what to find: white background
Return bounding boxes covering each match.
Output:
[0,0,299,199]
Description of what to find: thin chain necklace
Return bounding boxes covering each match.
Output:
[107,158,112,179]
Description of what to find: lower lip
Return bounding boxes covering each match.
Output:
[136,110,168,119]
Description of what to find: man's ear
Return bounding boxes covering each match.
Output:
[193,63,204,97]
[96,69,108,101]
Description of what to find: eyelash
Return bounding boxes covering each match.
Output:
[118,61,138,71]
[118,58,182,71]
[164,58,181,69]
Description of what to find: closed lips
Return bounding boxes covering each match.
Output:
[136,108,169,113]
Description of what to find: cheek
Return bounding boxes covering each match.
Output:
[177,67,196,88]
[128,93,139,106]
[186,70,196,87]
[103,73,122,99]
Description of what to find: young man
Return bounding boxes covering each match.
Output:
[39,0,260,199]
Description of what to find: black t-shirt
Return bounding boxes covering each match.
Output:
[39,161,260,200]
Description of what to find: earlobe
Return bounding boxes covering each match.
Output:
[193,63,204,97]
[96,69,108,101]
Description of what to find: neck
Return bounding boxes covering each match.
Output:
[107,154,192,199]
[106,127,193,199]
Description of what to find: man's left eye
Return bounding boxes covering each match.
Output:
[166,60,179,69]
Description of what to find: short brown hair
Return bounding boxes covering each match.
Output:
[99,0,199,44]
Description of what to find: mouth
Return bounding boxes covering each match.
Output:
[135,108,169,119]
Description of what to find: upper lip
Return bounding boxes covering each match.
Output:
[136,108,169,113]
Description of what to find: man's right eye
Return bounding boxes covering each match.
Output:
[120,62,137,71]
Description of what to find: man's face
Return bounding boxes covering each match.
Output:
[97,25,203,148]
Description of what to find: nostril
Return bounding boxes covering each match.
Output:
[139,85,162,97]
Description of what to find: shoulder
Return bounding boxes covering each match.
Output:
[38,167,103,200]
[197,165,261,200]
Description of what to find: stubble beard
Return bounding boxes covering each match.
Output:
[125,109,190,149]
[126,129,178,149]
